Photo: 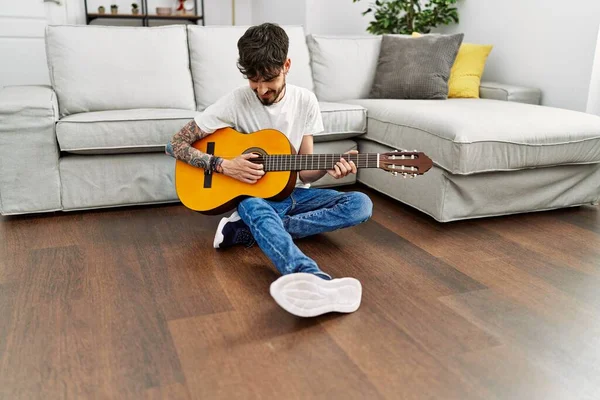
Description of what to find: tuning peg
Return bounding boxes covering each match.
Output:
[392,171,398,176]
[410,174,415,179]
[402,173,407,178]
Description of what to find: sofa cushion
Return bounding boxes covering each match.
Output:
[188,25,315,111]
[307,34,382,102]
[55,104,362,154]
[56,109,199,154]
[369,33,464,100]
[315,102,367,142]
[345,98,600,174]
[412,32,493,99]
[45,25,196,117]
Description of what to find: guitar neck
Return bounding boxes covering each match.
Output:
[260,153,379,172]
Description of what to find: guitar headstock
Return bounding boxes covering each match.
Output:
[379,150,433,178]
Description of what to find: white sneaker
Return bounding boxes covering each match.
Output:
[269,273,362,317]
[213,210,243,249]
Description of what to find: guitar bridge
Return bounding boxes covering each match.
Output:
[204,142,215,188]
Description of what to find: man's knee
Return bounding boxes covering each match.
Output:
[239,197,266,215]
[238,197,276,222]
[347,192,372,224]
[239,197,267,208]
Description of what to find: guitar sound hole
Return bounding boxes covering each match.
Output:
[243,148,267,165]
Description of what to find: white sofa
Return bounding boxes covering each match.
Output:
[1,24,600,222]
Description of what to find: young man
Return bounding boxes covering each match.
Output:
[166,23,372,318]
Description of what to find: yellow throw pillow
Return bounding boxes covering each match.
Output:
[412,32,493,98]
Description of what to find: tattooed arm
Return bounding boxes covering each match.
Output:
[165,119,223,172]
[166,119,265,182]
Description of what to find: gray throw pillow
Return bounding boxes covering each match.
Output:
[369,33,464,99]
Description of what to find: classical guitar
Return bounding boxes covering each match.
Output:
[175,127,433,215]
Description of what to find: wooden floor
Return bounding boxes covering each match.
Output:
[2,184,600,400]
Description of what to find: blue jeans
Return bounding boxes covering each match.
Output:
[237,187,373,280]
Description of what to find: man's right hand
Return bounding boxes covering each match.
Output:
[219,153,265,184]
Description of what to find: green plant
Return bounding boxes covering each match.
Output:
[353,0,459,35]
[110,4,118,9]
[131,3,138,8]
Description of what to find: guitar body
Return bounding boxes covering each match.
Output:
[175,127,297,215]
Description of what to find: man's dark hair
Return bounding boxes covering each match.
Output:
[237,23,289,81]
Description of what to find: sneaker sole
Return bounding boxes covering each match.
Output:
[213,212,242,249]
[269,273,362,317]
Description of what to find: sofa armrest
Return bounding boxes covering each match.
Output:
[479,81,542,105]
[0,85,62,215]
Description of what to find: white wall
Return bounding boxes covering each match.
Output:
[587,26,600,116]
[439,0,600,112]
[304,0,371,35]
[0,0,58,88]
[250,0,371,34]
[252,0,305,26]
[206,0,252,25]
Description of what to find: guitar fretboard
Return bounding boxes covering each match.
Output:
[257,154,379,172]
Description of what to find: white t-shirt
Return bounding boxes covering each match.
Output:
[194,84,324,188]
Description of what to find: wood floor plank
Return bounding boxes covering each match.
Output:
[145,383,192,400]
[299,218,486,298]
[478,214,600,275]
[0,212,88,284]
[0,226,24,284]
[0,246,99,399]
[445,227,600,311]
[366,187,600,311]
[456,345,581,400]
[0,281,18,363]
[557,204,600,234]
[320,300,494,400]
[440,288,600,399]
[169,311,383,400]
[81,239,187,398]
[134,240,234,320]
[294,221,500,357]
[439,255,600,329]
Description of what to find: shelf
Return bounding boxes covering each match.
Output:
[147,14,203,20]
[85,0,205,26]
[87,13,145,19]
[87,13,203,20]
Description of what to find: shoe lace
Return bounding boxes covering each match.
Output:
[235,228,255,248]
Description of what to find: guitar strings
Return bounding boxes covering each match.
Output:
[212,155,380,168]
[205,154,417,171]
[211,154,382,160]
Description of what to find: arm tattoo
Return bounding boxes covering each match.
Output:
[165,120,213,169]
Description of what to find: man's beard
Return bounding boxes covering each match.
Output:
[255,82,286,106]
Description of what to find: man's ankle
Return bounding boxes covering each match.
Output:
[312,271,333,280]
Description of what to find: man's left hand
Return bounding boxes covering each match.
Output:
[327,150,358,179]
